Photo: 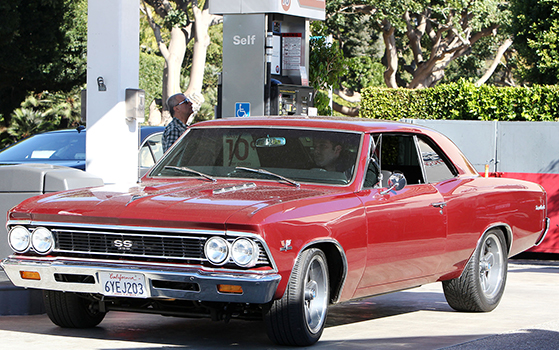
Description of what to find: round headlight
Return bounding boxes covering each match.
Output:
[8,226,31,253]
[204,237,229,265]
[231,238,259,267]
[31,227,54,254]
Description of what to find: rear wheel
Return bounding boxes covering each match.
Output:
[264,248,329,346]
[443,228,508,312]
[43,290,106,328]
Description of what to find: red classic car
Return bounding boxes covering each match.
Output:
[2,117,549,346]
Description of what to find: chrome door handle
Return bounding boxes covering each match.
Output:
[431,201,447,214]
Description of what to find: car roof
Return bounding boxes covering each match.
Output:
[193,116,440,134]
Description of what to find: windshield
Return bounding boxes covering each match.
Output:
[0,132,85,161]
[150,127,362,185]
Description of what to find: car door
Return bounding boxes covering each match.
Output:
[356,133,448,293]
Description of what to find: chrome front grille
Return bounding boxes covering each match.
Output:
[21,225,275,267]
[54,229,206,260]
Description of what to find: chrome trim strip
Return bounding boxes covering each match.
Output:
[457,223,513,279]
[1,256,281,304]
[481,223,513,256]
[190,124,365,134]
[535,217,550,246]
[54,228,210,240]
[5,255,273,274]
[7,220,226,236]
[52,249,207,262]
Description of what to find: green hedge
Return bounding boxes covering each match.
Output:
[360,82,559,121]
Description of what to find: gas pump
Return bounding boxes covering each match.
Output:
[271,83,314,115]
[210,0,325,118]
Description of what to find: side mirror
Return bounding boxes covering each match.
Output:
[381,172,407,194]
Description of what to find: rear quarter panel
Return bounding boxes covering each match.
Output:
[441,176,547,279]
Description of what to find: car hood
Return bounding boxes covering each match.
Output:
[14,180,338,229]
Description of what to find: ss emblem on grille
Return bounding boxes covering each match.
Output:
[114,239,133,250]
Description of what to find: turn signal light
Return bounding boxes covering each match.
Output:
[217,284,243,294]
[20,271,41,280]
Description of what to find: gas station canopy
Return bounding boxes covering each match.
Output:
[210,0,325,20]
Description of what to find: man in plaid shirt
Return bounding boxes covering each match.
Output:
[163,93,194,152]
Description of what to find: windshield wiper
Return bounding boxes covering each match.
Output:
[164,166,216,182]
[235,167,300,187]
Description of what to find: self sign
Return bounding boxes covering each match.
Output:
[233,35,256,45]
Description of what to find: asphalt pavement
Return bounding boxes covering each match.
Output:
[0,259,557,349]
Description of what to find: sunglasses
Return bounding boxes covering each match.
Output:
[176,98,191,107]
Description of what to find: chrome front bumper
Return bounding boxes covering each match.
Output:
[1,256,281,304]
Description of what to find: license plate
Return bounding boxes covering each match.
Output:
[99,272,148,298]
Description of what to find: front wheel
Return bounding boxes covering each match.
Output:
[43,290,106,328]
[264,248,330,346]
[443,228,508,312]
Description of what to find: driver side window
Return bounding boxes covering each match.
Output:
[364,133,425,188]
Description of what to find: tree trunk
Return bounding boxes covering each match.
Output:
[183,2,215,113]
[409,52,454,88]
[333,101,359,117]
[165,26,188,105]
[476,39,513,87]
[382,20,398,88]
[148,99,162,125]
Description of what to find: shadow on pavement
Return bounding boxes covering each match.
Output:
[0,288,457,349]
[441,328,559,350]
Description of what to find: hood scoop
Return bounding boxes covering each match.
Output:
[213,182,256,195]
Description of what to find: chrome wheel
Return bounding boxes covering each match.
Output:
[304,254,329,334]
[479,233,505,299]
[442,228,508,312]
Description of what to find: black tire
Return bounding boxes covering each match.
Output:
[264,248,329,346]
[443,228,508,312]
[43,290,106,328]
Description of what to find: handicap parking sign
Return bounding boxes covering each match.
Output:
[235,102,250,117]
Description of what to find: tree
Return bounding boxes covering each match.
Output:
[0,88,83,147]
[0,0,87,124]
[141,0,221,125]
[509,0,559,84]
[309,23,349,116]
[326,0,511,90]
